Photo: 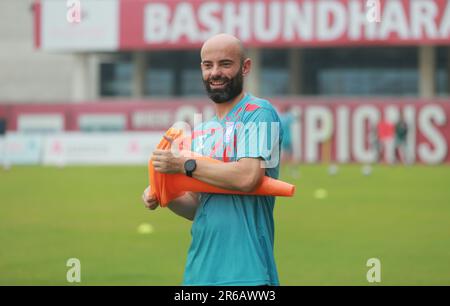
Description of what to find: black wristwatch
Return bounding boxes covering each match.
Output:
[184,159,197,177]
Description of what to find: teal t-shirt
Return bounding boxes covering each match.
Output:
[183,93,283,286]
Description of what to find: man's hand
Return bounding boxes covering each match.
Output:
[142,186,159,210]
[141,185,199,220]
[151,149,187,174]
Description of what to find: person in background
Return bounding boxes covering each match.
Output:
[377,118,395,164]
[279,105,294,163]
[370,123,380,162]
[395,117,409,164]
[279,105,301,178]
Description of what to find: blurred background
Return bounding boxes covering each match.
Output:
[0,0,449,285]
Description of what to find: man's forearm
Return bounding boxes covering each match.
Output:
[167,192,199,221]
[191,158,264,193]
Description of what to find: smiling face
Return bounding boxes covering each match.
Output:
[200,34,251,104]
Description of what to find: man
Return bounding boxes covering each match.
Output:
[376,118,395,164]
[395,117,408,164]
[142,34,283,286]
[279,105,294,163]
[279,105,301,178]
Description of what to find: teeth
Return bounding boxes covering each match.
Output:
[210,80,226,86]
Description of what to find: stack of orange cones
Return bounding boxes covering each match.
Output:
[148,128,296,207]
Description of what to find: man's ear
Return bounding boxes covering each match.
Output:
[242,58,251,76]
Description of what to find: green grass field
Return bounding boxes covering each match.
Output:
[1,165,449,285]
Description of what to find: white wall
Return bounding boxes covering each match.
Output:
[0,0,76,103]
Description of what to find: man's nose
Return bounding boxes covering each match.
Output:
[210,65,223,78]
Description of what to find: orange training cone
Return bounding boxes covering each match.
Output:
[148,128,296,207]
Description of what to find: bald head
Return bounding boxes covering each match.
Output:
[200,34,251,104]
[201,33,246,64]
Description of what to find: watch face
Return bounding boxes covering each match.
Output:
[185,159,196,172]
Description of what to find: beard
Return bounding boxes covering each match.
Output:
[203,67,244,104]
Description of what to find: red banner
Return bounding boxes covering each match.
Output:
[120,0,450,50]
[1,99,449,164]
[35,0,450,51]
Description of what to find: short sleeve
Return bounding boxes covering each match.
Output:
[235,108,283,166]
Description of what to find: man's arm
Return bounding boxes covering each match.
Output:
[191,157,265,193]
[167,192,200,221]
[142,186,199,221]
[152,149,266,193]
